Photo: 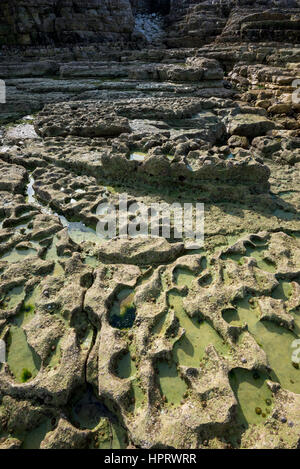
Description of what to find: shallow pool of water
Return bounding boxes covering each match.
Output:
[221,243,276,273]
[117,351,137,379]
[157,359,188,406]
[230,368,273,427]
[229,295,300,393]
[21,419,53,449]
[129,152,147,162]
[7,326,41,383]
[174,267,196,288]
[58,215,100,244]
[1,247,37,263]
[1,285,25,311]
[170,291,229,368]
[109,288,136,329]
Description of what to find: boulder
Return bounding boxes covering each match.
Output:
[227,113,276,138]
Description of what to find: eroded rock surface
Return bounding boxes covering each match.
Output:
[0,0,300,451]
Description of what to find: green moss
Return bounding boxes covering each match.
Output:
[174,267,196,288]
[20,368,32,383]
[116,351,137,379]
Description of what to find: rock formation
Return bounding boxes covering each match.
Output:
[0,0,300,452]
[0,0,134,46]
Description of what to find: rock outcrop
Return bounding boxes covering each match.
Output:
[2,0,300,48]
[166,0,300,48]
[0,0,300,453]
[0,0,134,46]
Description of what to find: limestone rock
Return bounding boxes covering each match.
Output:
[227,113,276,137]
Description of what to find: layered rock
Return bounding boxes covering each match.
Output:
[0,0,134,46]
[165,0,300,48]
[217,7,300,44]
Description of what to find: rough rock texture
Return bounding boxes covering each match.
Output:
[0,0,300,453]
[166,0,300,48]
[2,0,300,48]
[0,0,134,46]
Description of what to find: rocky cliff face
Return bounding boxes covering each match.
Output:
[0,0,134,46]
[166,0,300,47]
[1,0,300,48]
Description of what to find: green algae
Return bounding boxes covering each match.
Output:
[21,419,53,449]
[111,423,128,449]
[109,288,136,329]
[272,280,293,301]
[21,368,32,382]
[116,349,145,409]
[157,290,229,405]
[229,368,273,427]
[152,310,169,336]
[230,296,300,393]
[1,247,37,263]
[15,287,39,327]
[222,243,276,273]
[117,351,137,379]
[174,267,196,288]
[93,419,111,449]
[71,387,127,448]
[292,307,300,336]
[105,185,121,195]
[245,254,275,273]
[136,267,153,287]
[7,326,41,383]
[71,389,111,431]
[166,154,174,161]
[157,360,188,406]
[222,308,241,325]
[221,252,245,263]
[170,291,229,367]
[4,285,41,382]
[1,285,25,311]
[132,378,145,410]
[198,272,213,287]
[44,236,66,277]
[273,209,295,221]
[80,327,94,352]
[84,256,99,268]
[256,321,300,393]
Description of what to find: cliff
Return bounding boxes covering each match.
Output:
[0,0,134,46]
[0,0,300,48]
